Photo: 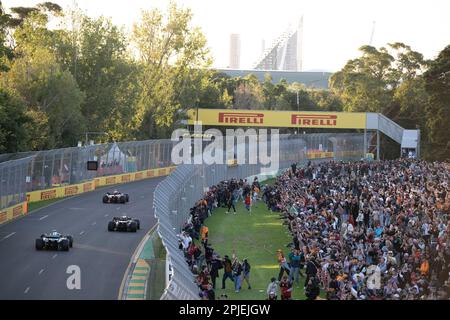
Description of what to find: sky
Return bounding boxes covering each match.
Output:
[3,0,450,71]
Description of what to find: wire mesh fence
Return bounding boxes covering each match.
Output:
[0,157,34,210]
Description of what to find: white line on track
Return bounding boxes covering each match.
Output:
[38,269,44,275]
[24,287,30,294]
[104,214,109,217]
[79,231,85,235]
[1,232,16,241]
[39,215,48,221]
[52,254,58,259]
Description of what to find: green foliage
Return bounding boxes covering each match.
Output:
[330,42,448,160]
[132,1,211,139]
[3,46,85,149]
[423,45,450,160]
[0,1,447,162]
[0,88,31,153]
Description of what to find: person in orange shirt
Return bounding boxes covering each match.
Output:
[419,258,429,276]
[201,225,209,249]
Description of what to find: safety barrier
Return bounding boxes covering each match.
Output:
[0,201,28,225]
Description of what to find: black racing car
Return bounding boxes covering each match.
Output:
[102,190,129,204]
[35,230,73,251]
[107,216,140,232]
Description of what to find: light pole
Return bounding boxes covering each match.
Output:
[84,132,110,146]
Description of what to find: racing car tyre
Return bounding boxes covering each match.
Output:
[120,196,126,204]
[102,195,109,203]
[60,239,70,251]
[125,194,129,202]
[35,239,44,250]
[67,235,73,248]
[108,221,115,231]
[129,222,137,232]
[134,219,140,230]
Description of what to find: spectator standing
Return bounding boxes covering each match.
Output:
[266,277,279,300]
[277,249,291,281]
[288,249,302,288]
[280,275,293,300]
[209,255,222,289]
[242,258,252,289]
[222,255,234,289]
[232,258,243,293]
[245,194,252,213]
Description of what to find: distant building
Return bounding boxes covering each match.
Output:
[229,34,241,69]
[254,17,304,71]
[215,69,331,89]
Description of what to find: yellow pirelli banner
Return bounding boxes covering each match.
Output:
[93,166,177,188]
[187,109,367,129]
[0,201,28,225]
[26,181,95,203]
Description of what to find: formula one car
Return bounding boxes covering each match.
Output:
[102,190,129,204]
[107,216,140,232]
[35,230,73,251]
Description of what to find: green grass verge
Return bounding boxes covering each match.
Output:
[206,200,310,300]
[27,198,63,212]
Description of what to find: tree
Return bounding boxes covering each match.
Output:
[132,1,211,138]
[0,88,31,152]
[3,46,85,149]
[330,45,394,113]
[423,45,450,160]
[67,14,135,140]
[233,74,264,109]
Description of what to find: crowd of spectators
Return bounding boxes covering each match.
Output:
[178,178,261,300]
[177,158,449,300]
[265,159,449,300]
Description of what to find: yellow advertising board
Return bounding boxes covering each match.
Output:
[26,166,178,203]
[0,201,27,225]
[187,109,367,129]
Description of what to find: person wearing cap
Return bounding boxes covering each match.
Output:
[266,277,279,300]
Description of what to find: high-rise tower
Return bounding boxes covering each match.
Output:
[253,17,304,71]
[229,34,241,69]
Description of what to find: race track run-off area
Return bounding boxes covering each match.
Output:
[0,177,164,299]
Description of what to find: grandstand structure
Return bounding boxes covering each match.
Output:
[253,17,304,71]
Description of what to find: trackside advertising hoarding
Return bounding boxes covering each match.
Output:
[187,108,367,129]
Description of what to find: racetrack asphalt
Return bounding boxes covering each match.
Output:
[0,177,164,300]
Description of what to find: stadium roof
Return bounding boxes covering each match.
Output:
[215,69,331,89]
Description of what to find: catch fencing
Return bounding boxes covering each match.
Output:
[153,132,368,300]
[0,157,34,210]
[0,140,173,210]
